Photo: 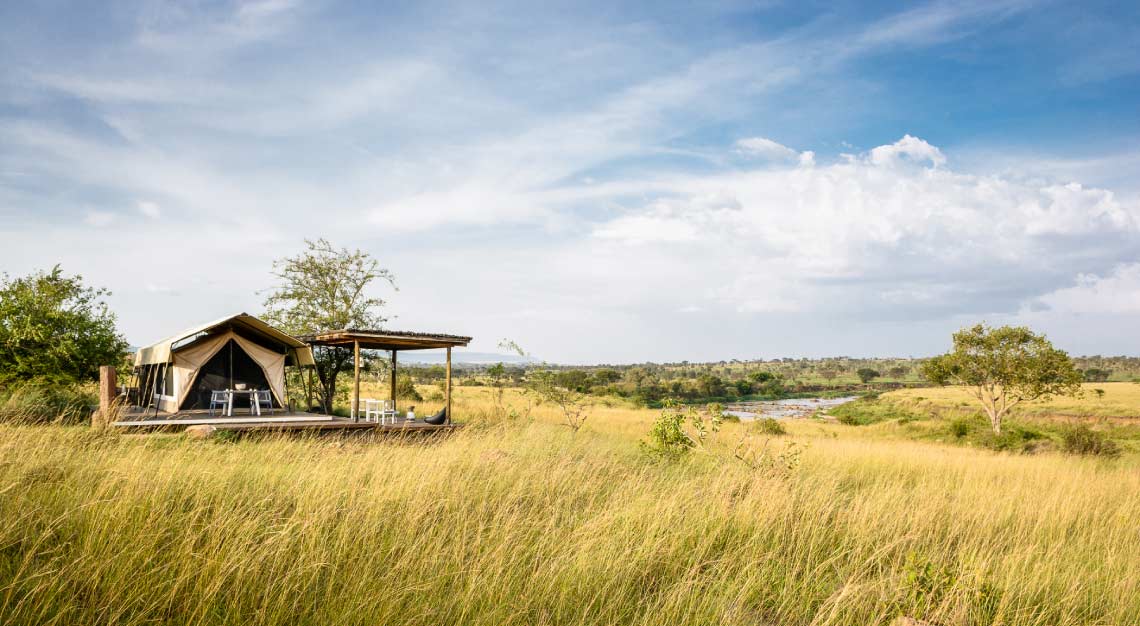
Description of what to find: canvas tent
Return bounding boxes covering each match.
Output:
[133,313,314,413]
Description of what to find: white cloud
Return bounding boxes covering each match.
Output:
[137,200,161,218]
[868,134,946,167]
[735,137,798,160]
[1035,263,1140,313]
[588,135,1140,317]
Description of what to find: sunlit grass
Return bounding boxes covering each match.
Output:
[886,382,1140,420]
[1,385,1138,625]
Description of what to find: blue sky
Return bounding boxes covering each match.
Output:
[2,0,1139,363]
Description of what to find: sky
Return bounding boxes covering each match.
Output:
[2,0,1140,364]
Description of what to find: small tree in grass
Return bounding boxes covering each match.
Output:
[921,324,1082,434]
[526,369,589,432]
[856,368,880,384]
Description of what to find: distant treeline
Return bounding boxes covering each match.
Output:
[397,355,1140,405]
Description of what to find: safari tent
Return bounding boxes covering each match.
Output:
[133,313,314,413]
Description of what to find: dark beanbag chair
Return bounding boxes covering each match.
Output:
[424,408,447,425]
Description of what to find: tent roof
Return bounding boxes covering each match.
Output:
[300,329,472,351]
[134,313,314,366]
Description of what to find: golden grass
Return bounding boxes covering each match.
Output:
[1,387,1138,625]
[886,382,1140,420]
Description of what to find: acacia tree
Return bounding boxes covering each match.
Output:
[921,324,1082,434]
[0,266,127,384]
[263,239,396,413]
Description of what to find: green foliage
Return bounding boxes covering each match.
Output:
[922,324,1082,434]
[855,368,880,384]
[978,423,1047,453]
[642,401,723,458]
[0,380,94,424]
[0,266,127,384]
[948,417,971,438]
[1060,424,1121,458]
[898,551,957,615]
[831,396,925,426]
[262,239,396,413]
[748,370,777,383]
[1083,368,1112,382]
[526,370,589,431]
[753,417,787,436]
[396,373,422,401]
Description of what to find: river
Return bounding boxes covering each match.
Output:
[723,396,858,420]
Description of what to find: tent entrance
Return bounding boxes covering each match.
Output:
[179,339,280,410]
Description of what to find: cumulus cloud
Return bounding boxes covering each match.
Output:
[588,136,1140,318]
[1035,263,1140,313]
[868,134,946,167]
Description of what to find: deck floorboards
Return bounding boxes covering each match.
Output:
[113,408,460,433]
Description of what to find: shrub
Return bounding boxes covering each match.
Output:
[948,417,971,439]
[0,381,95,425]
[1060,424,1121,458]
[753,417,786,436]
[979,424,1046,453]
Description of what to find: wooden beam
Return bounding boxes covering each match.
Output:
[95,365,117,428]
[446,346,452,424]
[353,340,361,422]
[390,350,398,407]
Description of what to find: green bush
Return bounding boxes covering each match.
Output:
[979,424,1046,453]
[753,417,787,436]
[1060,424,1121,458]
[0,381,95,425]
[948,417,971,439]
[831,396,924,426]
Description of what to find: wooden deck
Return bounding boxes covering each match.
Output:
[112,408,460,433]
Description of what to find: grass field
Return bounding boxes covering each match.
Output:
[885,382,1140,420]
[1,386,1138,625]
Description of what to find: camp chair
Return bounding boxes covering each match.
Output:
[424,407,447,425]
[252,390,275,416]
[209,390,229,417]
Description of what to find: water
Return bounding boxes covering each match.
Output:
[723,396,858,420]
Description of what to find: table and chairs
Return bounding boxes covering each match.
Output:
[362,399,399,424]
[208,389,277,417]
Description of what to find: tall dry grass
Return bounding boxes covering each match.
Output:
[1,388,1138,625]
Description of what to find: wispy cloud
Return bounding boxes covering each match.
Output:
[2,0,1138,360]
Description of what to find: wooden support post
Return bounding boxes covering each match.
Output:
[446,346,452,424]
[96,365,117,428]
[390,350,398,407]
[353,340,361,422]
[307,367,315,413]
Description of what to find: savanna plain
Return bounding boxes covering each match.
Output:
[1,383,1138,626]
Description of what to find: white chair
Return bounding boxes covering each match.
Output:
[209,390,229,416]
[363,399,380,422]
[380,400,399,424]
[364,399,398,424]
[252,390,275,416]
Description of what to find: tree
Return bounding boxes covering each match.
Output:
[263,239,396,413]
[921,324,1082,434]
[526,370,589,432]
[856,368,880,384]
[695,374,725,398]
[1083,368,1112,383]
[0,266,127,384]
[819,369,838,382]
